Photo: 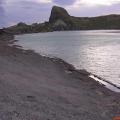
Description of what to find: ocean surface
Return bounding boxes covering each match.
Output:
[15,30,120,91]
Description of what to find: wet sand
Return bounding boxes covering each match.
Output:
[0,33,120,120]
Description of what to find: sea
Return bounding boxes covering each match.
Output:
[15,30,120,92]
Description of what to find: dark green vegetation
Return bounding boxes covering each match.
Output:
[4,6,120,34]
[0,29,14,41]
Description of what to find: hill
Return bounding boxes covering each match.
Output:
[5,6,120,33]
[49,6,120,30]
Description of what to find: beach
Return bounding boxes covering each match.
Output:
[0,33,120,120]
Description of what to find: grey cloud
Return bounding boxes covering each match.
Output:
[4,0,52,27]
[0,0,5,28]
[53,0,76,6]
[69,3,120,17]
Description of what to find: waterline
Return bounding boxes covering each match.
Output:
[15,30,120,92]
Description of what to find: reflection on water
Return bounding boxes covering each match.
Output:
[89,75,120,92]
[83,43,120,87]
[15,30,120,91]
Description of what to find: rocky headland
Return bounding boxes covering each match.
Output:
[4,6,120,34]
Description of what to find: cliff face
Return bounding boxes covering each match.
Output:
[49,6,73,31]
[49,6,70,23]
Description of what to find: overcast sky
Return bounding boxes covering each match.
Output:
[0,0,120,28]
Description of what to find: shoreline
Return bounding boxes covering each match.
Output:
[14,32,120,93]
[0,32,120,119]
[5,35,120,94]
[13,42,120,93]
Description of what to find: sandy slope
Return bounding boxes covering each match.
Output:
[0,39,120,120]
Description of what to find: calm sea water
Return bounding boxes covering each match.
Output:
[15,30,120,91]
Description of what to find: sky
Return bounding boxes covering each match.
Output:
[0,0,120,28]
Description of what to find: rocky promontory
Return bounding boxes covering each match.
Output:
[4,6,120,33]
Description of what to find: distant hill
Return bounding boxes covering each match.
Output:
[5,6,120,34]
[49,6,120,30]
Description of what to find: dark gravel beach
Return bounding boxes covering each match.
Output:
[0,32,120,120]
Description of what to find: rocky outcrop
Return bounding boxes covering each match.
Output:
[0,29,5,35]
[49,6,120,30]
[49,6,73,31]
[52,19,67,31]
[0,29,14,41]
[49,6,70,23]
